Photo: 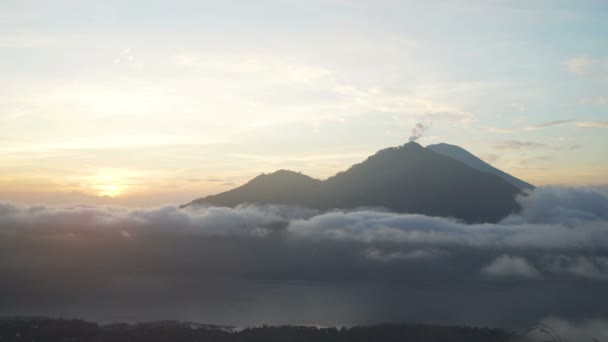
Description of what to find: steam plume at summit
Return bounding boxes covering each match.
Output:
[409,123,427,142]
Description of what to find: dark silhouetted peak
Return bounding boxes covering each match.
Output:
[187,169,322,208]
[252,169,313,182]
[356,142,426,169]
[248,170,320,188]
[402,141,424,149]
[184,142,526,223]
[374,141,423,155]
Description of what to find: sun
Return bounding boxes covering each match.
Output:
[96,183,124,198]
[91,168,130,198]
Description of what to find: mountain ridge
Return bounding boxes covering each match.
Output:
[426,143,534,191]
[183,142,524,223]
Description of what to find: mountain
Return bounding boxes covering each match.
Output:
[183,142,524,223]
[426,143,534,191]
[193,169,323,208]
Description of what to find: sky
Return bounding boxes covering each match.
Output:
[1,0,607,207]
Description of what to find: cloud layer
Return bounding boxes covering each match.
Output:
[1,186,607,328]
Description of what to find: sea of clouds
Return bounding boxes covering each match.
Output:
[1,186,607,338]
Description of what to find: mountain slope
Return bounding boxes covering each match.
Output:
[191,170,323,208]
[426,143,534,191]
[184,142,524,223]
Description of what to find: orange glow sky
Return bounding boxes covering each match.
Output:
[1,1,607,206]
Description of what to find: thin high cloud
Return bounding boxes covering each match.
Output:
[487,119,608,134]
[564,55,608,79]
[525,120,574,130]
[494,140,547,150]
[565,56,595,77]
[525,120,608,131]
[0,186,607,327]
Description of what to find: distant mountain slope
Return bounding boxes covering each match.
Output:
[426,143,534,191]
[184,142,523,223]
[191,169,323,208]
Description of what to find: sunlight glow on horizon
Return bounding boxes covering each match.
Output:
[96,184,124,198]
[1,0,607,206]
[91,169,129,198]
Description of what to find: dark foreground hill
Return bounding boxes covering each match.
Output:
[0,317,519,342]
[184,142,524,223]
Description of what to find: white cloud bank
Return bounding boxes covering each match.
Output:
[0,186,607,327]
[482,255,540,279]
